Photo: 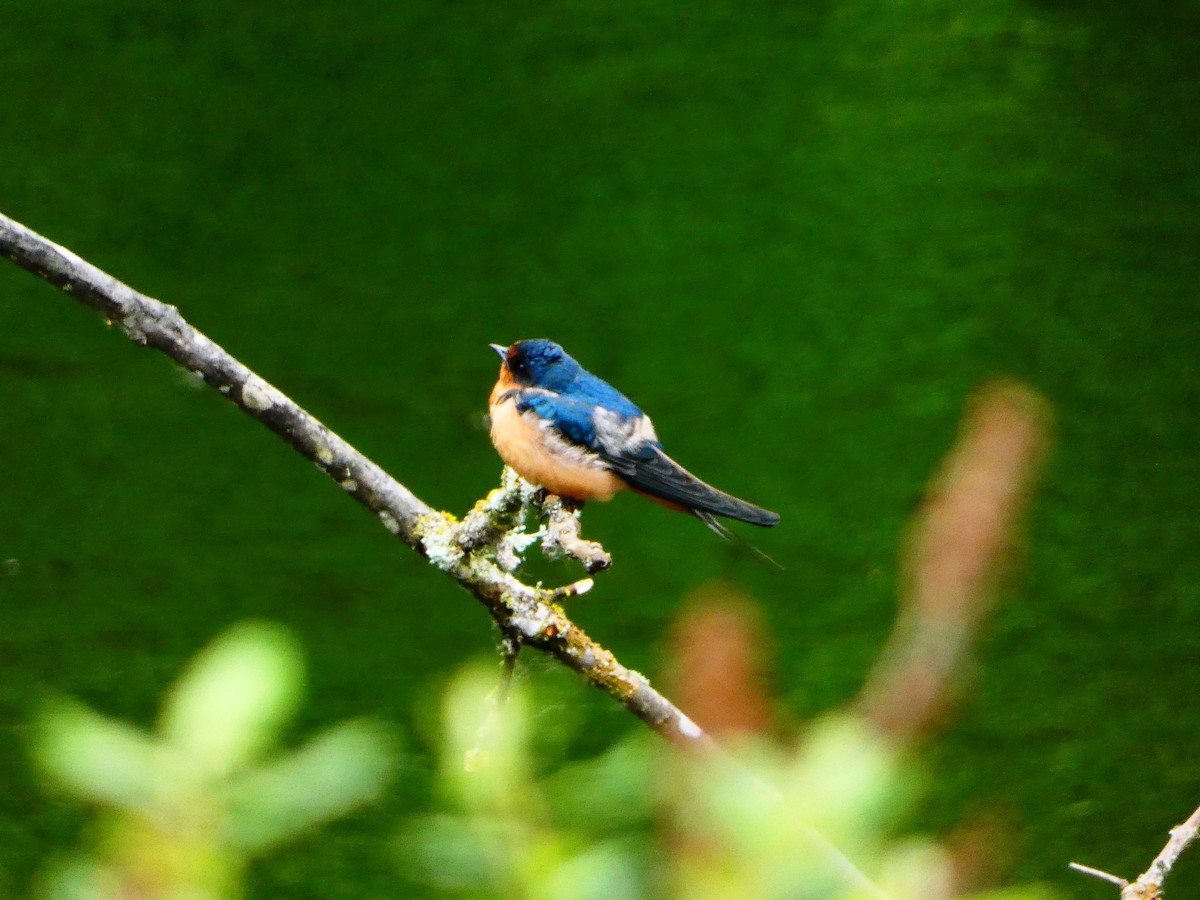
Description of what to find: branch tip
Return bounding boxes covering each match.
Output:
[1068,862,1128,887]
[547,578,594,602]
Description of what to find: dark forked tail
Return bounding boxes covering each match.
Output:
[617,448,781,527]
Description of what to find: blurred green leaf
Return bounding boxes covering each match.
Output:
[34,698,170,815]
[40,859,122,900]
[31,622,396,899]
[784,716,910,842]
[542,735,656,832]
[534,839,643,900]
[399,813,516,892]
[964,889,1059,900]
[226,718,397,852]
[158,621,303,777]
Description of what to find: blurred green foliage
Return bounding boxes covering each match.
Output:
[32,623,395,899]
[28,637,1058,898]
[403,662,1055,899]
[2,0,1198,896]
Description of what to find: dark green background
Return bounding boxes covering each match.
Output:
[2,0,1198,895]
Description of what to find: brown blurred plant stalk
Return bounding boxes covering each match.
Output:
[856,381,1050,744]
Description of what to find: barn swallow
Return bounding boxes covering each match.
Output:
[487,339,780,535]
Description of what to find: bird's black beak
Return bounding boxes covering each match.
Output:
[489,343,508,360]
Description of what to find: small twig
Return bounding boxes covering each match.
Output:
[1070,801,1200,898]
[545,577,595,603]
[496,633,521,678]
[539,492,613,574]
[491,631,521,717]
[1068,862,1128,888]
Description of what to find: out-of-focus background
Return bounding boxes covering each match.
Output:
[2,0,1197,895]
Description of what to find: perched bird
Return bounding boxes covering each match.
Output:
[487,339,780,535]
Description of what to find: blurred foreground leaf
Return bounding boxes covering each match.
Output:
[227,718,396,853]
[32,621,396,900]
[35,699,170,817]
[159,621,304,778]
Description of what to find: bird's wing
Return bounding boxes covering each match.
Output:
[515,391,779,528]
[586,407,779,528]
[514,391,605,450]
[604,443,780,527]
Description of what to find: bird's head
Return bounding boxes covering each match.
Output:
[490,339,581,392]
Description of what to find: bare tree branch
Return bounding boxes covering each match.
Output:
[1137,804,1200,893]
[2,209,916,898]
[1071,802,1200,899]
[0,209,708,750]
